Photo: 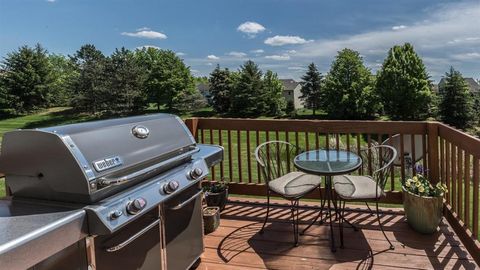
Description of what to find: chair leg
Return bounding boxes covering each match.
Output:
[301,186,323,235]
[339,199,344,249]
[290,200,299,247]
[376,200,394,250]
[340,201,359,232]
[365,202,375,216]
[259,190,271,234]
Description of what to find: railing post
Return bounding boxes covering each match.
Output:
[427,122,439,184]
[184,118,199,139]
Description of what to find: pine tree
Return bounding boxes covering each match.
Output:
[104,48,148,115]
[0,44,54,114]
[439,67,475,129]
[299,63,322,115]
[230,60,264,116]
[376,43,434,120]
[323,49,379,119]
[70,44,107,114]
[263,70,286,116]
[208,65,233,113]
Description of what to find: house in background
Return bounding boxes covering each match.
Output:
[280,79,304,109]
[196,82,212,104]
[436,77,480,95]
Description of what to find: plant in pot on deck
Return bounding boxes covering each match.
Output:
[402,165,448,234]
[203,181,229,211]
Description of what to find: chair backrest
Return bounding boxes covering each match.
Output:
[254,141,301,183]
[359,144,397,190]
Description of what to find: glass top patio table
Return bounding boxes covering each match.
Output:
[293,149,362,176]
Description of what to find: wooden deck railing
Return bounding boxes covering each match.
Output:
[185,118,480,264]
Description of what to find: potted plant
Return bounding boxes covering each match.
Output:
[203,181,229,211]
[402,165,448,234]
[203,206,220,234]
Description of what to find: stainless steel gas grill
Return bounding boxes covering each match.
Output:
[0,114,223,270]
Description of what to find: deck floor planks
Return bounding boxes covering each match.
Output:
[199,198,479,270]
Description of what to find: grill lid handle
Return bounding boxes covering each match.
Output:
[98,147,199,187]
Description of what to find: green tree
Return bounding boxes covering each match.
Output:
[0,44,54,113]
[300,63,323,115]
[70,44,107,114]
[104,48,148,115]
[48,54,76,106]
[376,43,434,120]
[263,70,286,116]
[323,49,379,119]
[135,48,195,111]
[208,65,233,113]
[438,67,475,129]
[230,60,265,116]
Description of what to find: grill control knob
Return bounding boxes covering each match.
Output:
[109,210,123,220]
[126,197,147,215]
[163,180,180,194]
[189,168,203,180]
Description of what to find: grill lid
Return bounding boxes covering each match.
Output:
[0,114,197,203]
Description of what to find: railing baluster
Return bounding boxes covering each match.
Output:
[367,134,372,176]
[411,134,416,176]
[388,134,394,191]
[336,134,340,151]
[219,129,224,180]
[440,138,445,185]
[286,132,291,172]
[200,129,205,144]
[452,144,457,213]
[210,129,215,181]
[315,131,319,149]
[400,134,405,182]
[457,148,463,219]
[227,130,233,182]
[256,130,261,183]
[346,133,350,152]
[473,156,479,238]
[246,130,252,183]
[356,134,362,175]
[295,132,299,150]
[446,141,451,204]
[325,133,329,150]
[422,134,428,173]
[305,132,309,151]
[237,130,242,183]
[464,151,470,228]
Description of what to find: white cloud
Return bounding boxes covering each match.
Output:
[251,49,264,54]
[286,50,297,54]
[264,35,312,46]
[265,54,291,61]
[237,21,266,37]
[121,29,167,39]
[176,52,186,56]
[392,25,407,30]
[136,45,160,50]
[287,66,306,70]
[137,27,151,31]
[294,1,480,79]
[191,69,200,73]
[227,51,247,58]
[451,52,480,61]
[46,0,56,2]
[207,55,219,60]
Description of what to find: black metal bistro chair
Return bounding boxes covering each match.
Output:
[332,145,397,250]
[255,141,323,246]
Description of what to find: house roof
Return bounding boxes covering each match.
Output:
[280,79,300,91]
[196,83,210,93]
[437,77,480,93]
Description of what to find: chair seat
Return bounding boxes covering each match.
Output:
[268,172,321,198]
[333,175,384,200]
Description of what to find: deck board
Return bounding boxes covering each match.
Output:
[199,198,479,270]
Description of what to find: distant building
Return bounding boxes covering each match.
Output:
[280,79,304,109]
[196,83,211,103]
[436,77,480,95]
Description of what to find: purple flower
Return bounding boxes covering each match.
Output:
[415,164,428,174]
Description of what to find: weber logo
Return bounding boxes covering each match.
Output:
[93,156,122,172]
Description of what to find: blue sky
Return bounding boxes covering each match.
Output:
[0,0,479,82]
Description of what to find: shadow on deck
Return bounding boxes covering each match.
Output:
[198,197,478,270]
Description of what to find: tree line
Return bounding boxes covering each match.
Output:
[208,43,479,130]
[0,43,204,115]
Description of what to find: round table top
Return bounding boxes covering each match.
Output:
[294,149,362,176]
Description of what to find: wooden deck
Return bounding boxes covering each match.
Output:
[198,197,479,270]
